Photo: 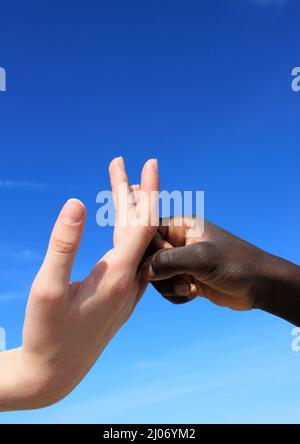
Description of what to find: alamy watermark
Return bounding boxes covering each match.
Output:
[291,327,300,352]
[291,67,300,92]
[0,67,6,92]
[0,327,6,351]
[96,185,205,237]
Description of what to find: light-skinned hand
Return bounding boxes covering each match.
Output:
[0,157,159,411]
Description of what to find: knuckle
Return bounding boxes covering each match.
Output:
[45,288,64,302]
[195,241,223,276]
[31,282,64,302]
[151,279,176,298]
[51,236,76,255]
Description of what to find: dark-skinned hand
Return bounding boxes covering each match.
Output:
[141,217,300,325]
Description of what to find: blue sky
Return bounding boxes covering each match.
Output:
[0,0,299,423]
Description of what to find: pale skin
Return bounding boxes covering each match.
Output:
[0,157,159,411]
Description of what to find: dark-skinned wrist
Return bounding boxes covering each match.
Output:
[252,252,300,326]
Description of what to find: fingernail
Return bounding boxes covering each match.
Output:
[141,262,156,280]
[150,158,158,171]
[174,282,191,296]
[115,156,124,165]
[61,199,85,224]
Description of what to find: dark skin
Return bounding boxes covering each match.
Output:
[141,217,300,326]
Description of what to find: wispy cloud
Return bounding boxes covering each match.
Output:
[0,291,25,302]
[43,379,226,424]
[36,365,300,424]
[0,180,53,190]
[0,244,43,263]
[11,249,42,262]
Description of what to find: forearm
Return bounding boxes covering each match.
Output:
[0,347,50,411]
[253,253,300,326]
[0,348,24,411]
